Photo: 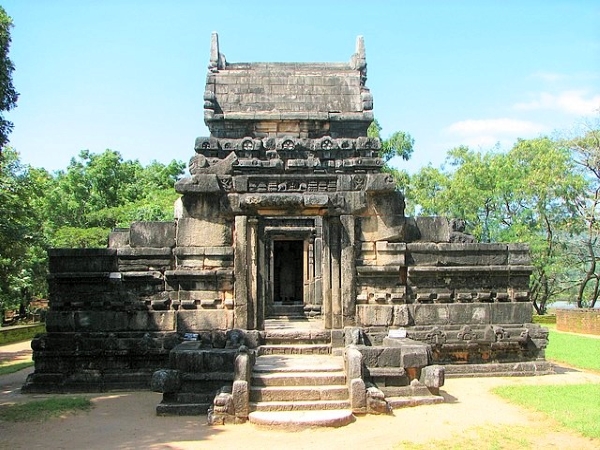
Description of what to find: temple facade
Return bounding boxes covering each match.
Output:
[24,34,550,398]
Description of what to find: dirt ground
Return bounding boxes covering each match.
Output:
[1,341,600,450]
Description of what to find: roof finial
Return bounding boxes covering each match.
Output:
[209,32,226,71]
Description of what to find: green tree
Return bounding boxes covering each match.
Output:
[564,119,600,307]
[407,137,584,313]
[368,119,413,187]
[0,149,45,315]
[41,149,185,248]
[0,6,18,152]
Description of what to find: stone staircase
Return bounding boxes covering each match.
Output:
[248,354,354,426]
[259,320,333,356]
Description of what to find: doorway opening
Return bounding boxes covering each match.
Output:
[271,240,304,317]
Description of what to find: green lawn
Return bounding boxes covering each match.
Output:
[490,328,600,441]
[0,397,92,422]
[493,384,600,439]
[0,359,34,376]
[546,329,600,372]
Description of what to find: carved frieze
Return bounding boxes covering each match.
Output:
[189,136,383,174]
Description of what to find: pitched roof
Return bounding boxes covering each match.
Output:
[204,33,373,123]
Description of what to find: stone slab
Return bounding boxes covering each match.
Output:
[248,409,354,427]
[176,217,232,247]
[130,222,176,248]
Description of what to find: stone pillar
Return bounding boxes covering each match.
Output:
[234,216,248,329]
[331,217,342,329]
[257,221,267,329]
[248,218,258,330]
[313,217,323,307]
[322,217,332,329]
[341,215,356,326]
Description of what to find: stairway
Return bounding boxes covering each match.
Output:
[248,354,354,426]
[259,320,333,356]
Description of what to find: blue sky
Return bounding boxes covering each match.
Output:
[3,0,600,174]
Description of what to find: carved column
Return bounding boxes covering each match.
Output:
[234,215,248,329]
[331,217,342,329]
[322,217,332,329]
[248,218,258,330]
[341,214,356,326]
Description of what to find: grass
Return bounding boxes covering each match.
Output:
[0,359,34,376]
[395,425,534,450]
[0,397,92,422]
[546,328,600,372]
[493,384,600,440]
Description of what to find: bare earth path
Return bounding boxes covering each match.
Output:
[1,340,599,450]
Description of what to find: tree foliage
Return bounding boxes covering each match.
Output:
[0,148,185,313]
[365,118,600,312]
[0,6,18,151]
[0,149,45,312]
[368,119,413,187]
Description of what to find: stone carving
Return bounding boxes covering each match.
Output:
[426,327,447,346]
[190,151,237,175]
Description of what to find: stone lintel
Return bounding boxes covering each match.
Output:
[407,265,535,274]
[356,265,401,275]
[117,247,173,256]
[165,269,233,278]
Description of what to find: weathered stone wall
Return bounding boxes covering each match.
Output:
[556,309,600,336]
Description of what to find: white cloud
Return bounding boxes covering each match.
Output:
[446,118,546,136]
[443,118,547,150]
[514,90,600,115]
[530,71,565,82]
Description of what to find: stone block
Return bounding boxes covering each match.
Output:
[490,302,533,324]
[415,216,450,243]
[448,304,491,325]
[177,309,233,331]
[179,193,230,218]
[177,218,232,247]
[349,377,367,412]
[393,305,412,326]
[169,343,205,371]
[130,221,176,248]
[128,311,176,331]
[438,243,508,266]
[406,243,439,265]
[377,347,403,367]
[356,305,394,327]
[413,304,450,325]
[375,241,406,265]
[345,346,363,379]
[151,369,181,393]
[108,228,130,248]
[175,174,221,193]
[381,338,430,367]
[508,243,531,265]
[48,249,117,273]
[232,380,249,418]
[420,365,445,388]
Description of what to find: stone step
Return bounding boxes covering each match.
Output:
[250,385,348,402]
[386,395,445,409]
[258,344,331,356]
[248,409,355,427]
[250,399,351,412]
[252,371,346,387]
[253,355,344,373]
[262,328,331,346]
[156,402,211,416]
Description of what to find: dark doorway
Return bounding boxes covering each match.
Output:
[273,240,304,304]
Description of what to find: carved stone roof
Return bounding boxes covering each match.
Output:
[204,33,373,132]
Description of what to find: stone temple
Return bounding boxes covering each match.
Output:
[24,34,551,424]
